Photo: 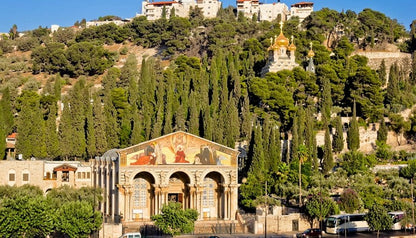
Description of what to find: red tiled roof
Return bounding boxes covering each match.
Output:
[54,164,77,172]
[291,2,314,7]
[237,0,252,3]
[149,1,178,5]
[7,133,17,139]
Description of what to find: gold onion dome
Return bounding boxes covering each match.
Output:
[288,36,296,51]
[275,31,289,48]
[307,49,315,58]
[288,42,296,51]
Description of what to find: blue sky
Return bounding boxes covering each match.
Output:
[0,0,414,33]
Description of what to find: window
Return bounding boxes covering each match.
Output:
[203,177,215,207]
[23,173,29,182]
[78,172,82,179]
[87,172,91,179]
[9,173,15,181]
[133,178,147,207]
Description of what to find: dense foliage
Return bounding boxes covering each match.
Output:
[1,5,416,223]
[0,185,102,238]
[151,202,198,236]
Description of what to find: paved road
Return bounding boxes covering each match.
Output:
[176,231,416,238]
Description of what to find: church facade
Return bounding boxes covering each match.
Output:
[92,131,239,223]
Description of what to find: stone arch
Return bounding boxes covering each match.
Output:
[131,171,156,220]
[163,169,194,185]
[128,170,159,185]
[201,171,225,219]
[167,171,191,209]
[200,169,228,185]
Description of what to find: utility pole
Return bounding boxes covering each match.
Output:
[412,178,415,234]
[265,180,268,238]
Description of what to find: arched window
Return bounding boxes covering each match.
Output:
[133,178,147,207]
[203,177,215,207]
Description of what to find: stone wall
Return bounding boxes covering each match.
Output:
[352,51,412,83]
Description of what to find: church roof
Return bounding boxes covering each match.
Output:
[119,131,238,156]
[53,164,77,172]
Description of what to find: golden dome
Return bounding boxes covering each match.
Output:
[275,31,289,48]
[288,36,296,51]
[307,49,315,58]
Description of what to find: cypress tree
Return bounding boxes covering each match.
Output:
[297,106,306,146]
[187,92,199,135]
[347,101,360,151]
[320,77,332,122]
[332,116,344,153]
[290,114,299,162]
[202,105,212,140]
[152,103,164,138]
[385,63,400,105]
[240,94,252,140]
[249,122,265,181]
[103,93,120,149]
[163,71,175,135]
[0,87,14,135]
[377,59,387,86]
[85,94,96,159]
[174,104,186,131]
[92,93,108,155]
[43,95,60,159]
[130,108,144,144]
[224,96,239,148]
[53,75,63,101]
[269,125,281,173]
[16,91,47,159]
[377,117,388,143]
[322,122,334,174]
[0,108,6,160]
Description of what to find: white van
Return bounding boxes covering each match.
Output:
[119,232,141,238]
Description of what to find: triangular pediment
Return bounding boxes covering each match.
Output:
[53,164,77,172]
[118,131,238,167]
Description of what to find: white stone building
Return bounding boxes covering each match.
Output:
[0,160,92,193]
[289,1,313,22]
[237,1,312,22]
[236,0,260,19]
[258,2,289,21]
[141,0,221,20]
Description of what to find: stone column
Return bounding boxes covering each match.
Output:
[229,184,238,220]
[127,186,133,221]
[189,186,196,209]
[154,186,161,215]
[111,162,116,221]
[196,185,203,220]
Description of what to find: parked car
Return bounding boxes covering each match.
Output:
[296,228,322,238]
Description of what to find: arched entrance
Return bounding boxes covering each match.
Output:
[132,172,155,220]
[202,172,224,219]
[168,172,190,209]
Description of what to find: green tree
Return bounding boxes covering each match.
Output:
[339,189,360,213]
[388,113,411,146]
[332,116,344,153]
[0,195,54,237]
[322,123,334,174]
[151,202,198,236]
[347,101,360,151]
[305,193,339,228]
[365,204,393,237]
[54,201,102,238]
[16,91,47,159]
[377,117,388,143]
